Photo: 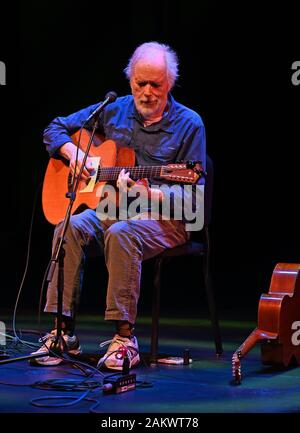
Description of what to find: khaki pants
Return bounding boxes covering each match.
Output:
[45,209,188,324]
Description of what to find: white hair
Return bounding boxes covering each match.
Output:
[124,41,179,89]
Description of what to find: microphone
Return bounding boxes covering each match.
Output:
[84,91,117,124]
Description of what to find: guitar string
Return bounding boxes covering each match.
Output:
[96,166,165,181]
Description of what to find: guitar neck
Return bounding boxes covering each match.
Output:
[97,166,163,182]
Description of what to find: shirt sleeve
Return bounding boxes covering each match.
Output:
[43,102,102,158]
[174,121,206,185]
[152,118,206,231]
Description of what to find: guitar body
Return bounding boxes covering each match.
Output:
[42,129,135,225]
[232,263,300,383]
[259,263,300,366]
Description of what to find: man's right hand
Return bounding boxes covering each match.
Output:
[60,141,94,181]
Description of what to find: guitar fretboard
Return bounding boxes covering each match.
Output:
[96,166,164,182]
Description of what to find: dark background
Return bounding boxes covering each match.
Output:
[1,1,299,320]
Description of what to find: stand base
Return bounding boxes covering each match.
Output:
[0,350,49,365]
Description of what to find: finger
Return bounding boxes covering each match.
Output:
[118,169,128,182]
[136,178,149,187]
[70,161,84,174]
[85,161,95,173]
[75,166,89,181]
[76,164,90,178]
[82,166,91,177]
[127,177,135,187]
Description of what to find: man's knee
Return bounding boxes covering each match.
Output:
[105,221,142,250]
[54,215,79,236]
[105,221,131,240]
[54,210,95,241]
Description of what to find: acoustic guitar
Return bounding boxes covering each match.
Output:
[232,263,300,384]
[42,129,204,225]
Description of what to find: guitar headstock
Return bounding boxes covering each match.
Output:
[161,161,205,184]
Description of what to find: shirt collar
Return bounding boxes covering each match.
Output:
[127,94,176,133]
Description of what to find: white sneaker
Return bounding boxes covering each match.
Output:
[97,334,140,371]
[30,329,82,366]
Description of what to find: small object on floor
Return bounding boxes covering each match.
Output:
[102,373,136,394]
[157,356,192,365]
[183,348,190,365]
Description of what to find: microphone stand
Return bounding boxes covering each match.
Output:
[0,116,100,366]
[45,117,100,357]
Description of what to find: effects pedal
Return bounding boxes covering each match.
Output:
[102,373,136,394]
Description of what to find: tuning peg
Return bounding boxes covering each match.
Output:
[197,169,207,177]
[186,160,202,168]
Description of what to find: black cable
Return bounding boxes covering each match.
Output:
[136,380,153,388]
[31,377,102,391]
[12,181,43,348]
[29,372,104,409]
[30,390,98,408]
[0,381,33,387]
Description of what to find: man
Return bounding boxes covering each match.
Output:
[32,41,206,370]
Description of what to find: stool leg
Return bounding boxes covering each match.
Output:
[203,228,223,355]
[150,258,164,363]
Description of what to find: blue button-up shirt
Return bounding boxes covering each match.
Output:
[43,94,206,228]
[44,94,206,185]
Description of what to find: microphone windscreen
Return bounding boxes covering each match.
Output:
[105,91,117,102]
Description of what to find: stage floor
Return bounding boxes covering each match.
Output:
[0,310,300,417]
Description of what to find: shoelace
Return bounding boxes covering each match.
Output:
[38,332,56,344]
[37,331,75,358]
[99,337,134,359]
[38,331,71,349]
[99,338,115,348]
